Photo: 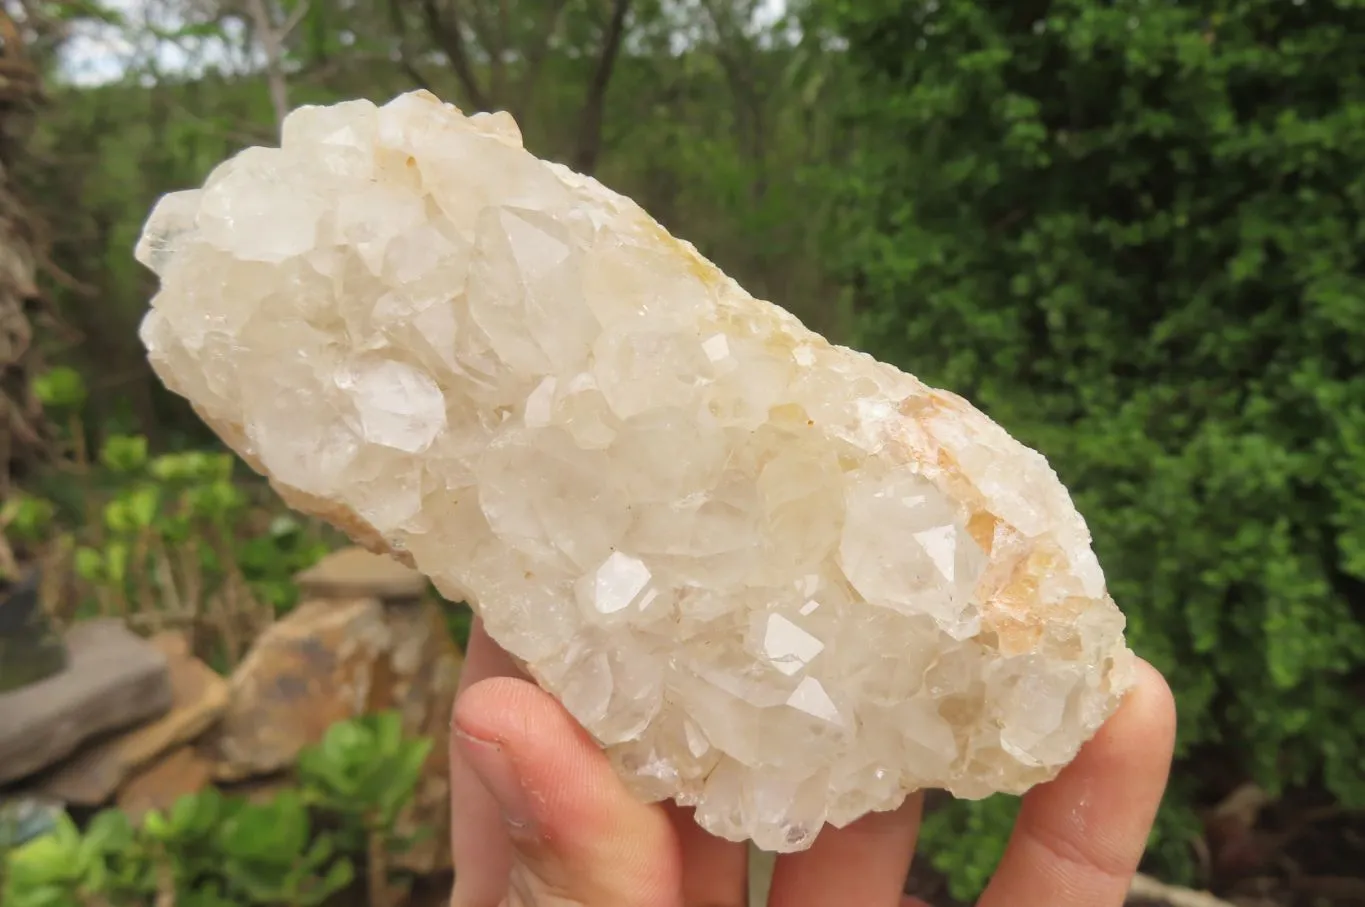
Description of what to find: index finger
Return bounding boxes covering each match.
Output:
[978,659,1177,907]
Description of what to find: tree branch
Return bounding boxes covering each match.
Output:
[512,0,571,121]
[698,0,769,198]
[1128,874,1236,907]
[245,0,308,130]
[466,0,499,76]
[419,0,490,111]
[280,0,310,37]
[571,0,632,175]
[385,0,433,91]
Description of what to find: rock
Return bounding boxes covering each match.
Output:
[0,619,172,784]
[204,598,383,781]
[0,795,65,846]
[203,596,462,872]
[35,631,229,805]
[295,546,427,601]
[116,745,215,822]
[136,91,1135,851]
[0,567,68,694]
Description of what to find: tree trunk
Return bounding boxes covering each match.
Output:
[571,0,632,176]
[0,8,47,493]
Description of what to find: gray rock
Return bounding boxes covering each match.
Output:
[0,568,67,693]
[34,631,229,806]
[0,795,65,846]
[0,619,173,784]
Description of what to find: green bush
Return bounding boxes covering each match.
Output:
[820,0,1365,894]
[8,398,337,668]
[0,712,430,907]
[73,437,331,624]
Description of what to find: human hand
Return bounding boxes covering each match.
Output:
[449,619,1176,907]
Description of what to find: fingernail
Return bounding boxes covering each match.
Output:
[455,728,536,833]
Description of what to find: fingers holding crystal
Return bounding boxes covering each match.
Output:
[451,673,684,907]
[976,659,1176,907]
[144,93,1141,865]
[448,621,527,907]
[766,791,923,907]
[662,802,750,907]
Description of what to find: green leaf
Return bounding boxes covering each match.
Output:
[73,546,104,582]
[104,542,129,585]
[126,485,160,529]
[32,367,86,410]
[99,434,148,473]
[1,496,56,543]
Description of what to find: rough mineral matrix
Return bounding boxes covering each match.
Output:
[136,91,1137,852]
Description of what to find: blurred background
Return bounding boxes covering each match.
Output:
[1,1,1362,905]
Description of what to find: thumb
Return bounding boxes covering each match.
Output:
[450,676,682,907]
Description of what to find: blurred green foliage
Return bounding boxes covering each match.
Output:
[14,0,1365,896]
[0,712,429,907]
[13,390,335,667]
[22,2,853,445]
[822,0,1365,894]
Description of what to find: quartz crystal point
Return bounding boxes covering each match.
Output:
[135,91,1137,852]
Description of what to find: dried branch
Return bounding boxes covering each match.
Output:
[0,8,28,62]
[512,0,570,121]
[571,0,632,175]
[35,246,96,297]
[245,0,309,130]
[384,0,433,91]
[1128,873,1237,907]
[279,0,310,36]
[0,518,18,579]
[466,0,499,67]
[419,0,490,111]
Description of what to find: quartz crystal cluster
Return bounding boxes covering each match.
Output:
[136,91,1137,852]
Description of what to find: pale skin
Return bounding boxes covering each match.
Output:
[449,619,1178,907]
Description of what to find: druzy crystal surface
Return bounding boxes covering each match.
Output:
[136,91,1137,852]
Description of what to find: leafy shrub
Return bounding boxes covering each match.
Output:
[299,712,435,906]
[0,712,430,907]
[84,438,330,612]
[299,711,433,836]
[9,369,337,666]
[820,0,1365,895]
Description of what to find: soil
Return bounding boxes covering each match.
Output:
[1208,786,1365,907]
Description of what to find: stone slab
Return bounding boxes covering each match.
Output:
[294,546,428,601]
[0,619,173,784]
[0,568,67,693]
[116,744,215,822]
[36,631,229,804]
[202,595,462,873]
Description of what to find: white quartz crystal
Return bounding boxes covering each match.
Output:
[136,92,1137,852]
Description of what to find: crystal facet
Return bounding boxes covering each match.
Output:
[136,92,1138,852]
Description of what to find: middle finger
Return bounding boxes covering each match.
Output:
[767,792,925,907]
[666,802,750,907]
